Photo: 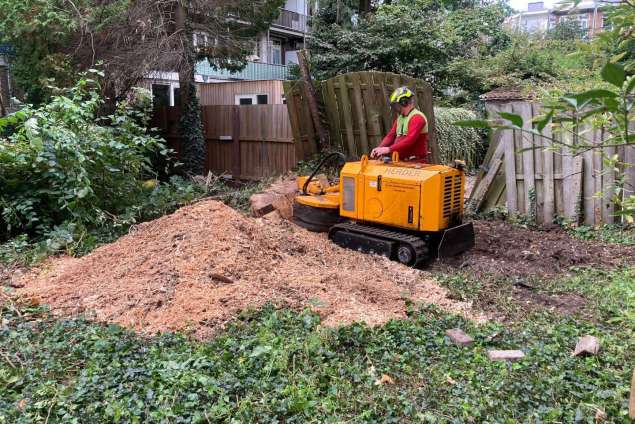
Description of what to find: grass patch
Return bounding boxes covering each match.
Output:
[1,294,633,422]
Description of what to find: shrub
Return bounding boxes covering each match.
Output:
[0,73,167,241]
[434,107,485,169]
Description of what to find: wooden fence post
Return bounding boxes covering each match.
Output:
[231,105,241,180]
[297,50,329,150]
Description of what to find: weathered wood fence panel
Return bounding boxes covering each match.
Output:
[470,101,635,225]
[284,71,439,163]
[152,105,300,180]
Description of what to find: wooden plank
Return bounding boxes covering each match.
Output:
[283,84,305,161]
[602,144,616,223]
[594,129,603,224]
[231,106,241,179]
[582,128,598,225]
[468,132,505,207]
[516,102,536,217]
[336,74,358,157]
[498,103,518,213]
[541,113,556,224]
[482,175,507,212]
[563,150,583,221]
[376,73,393,134]
[562,126,574,219]
[359,72,383,148]
[350,72,369,154]
[531,104,544,223]
[323,79,343,150]
[300,83,318,155]
[470,157,503,212]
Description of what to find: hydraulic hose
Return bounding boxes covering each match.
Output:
[302,152,347,195]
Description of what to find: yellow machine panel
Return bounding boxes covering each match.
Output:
[338,157,465,232]
[292,151,474,267]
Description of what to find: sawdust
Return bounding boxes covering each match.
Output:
[13,200,484,338]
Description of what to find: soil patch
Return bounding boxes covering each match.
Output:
[12,200,484,338]
[438,219,635,278]
[511,285,589,317]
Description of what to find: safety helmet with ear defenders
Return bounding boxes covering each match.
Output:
[389,86,415,107]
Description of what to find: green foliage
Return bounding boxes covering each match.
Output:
[434,107,485,169]
[0,176,207,265]
[0,0,125,103]
[0,74,167,243]
[564,223,635,245]
[1,283,633,422]
[449,33,600,100]
[548,19,586,41]
[309,0,512,103]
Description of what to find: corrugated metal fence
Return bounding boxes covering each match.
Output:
[470,100,635,225]
[153,105,299,180]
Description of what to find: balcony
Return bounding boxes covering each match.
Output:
[196,60,291,81]
[272,9,308,33]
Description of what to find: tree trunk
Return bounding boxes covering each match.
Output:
[297,50,329,150]
[359,0,372,14]
[176,2,205,176]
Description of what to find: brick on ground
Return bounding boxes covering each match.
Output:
[445,328,474,346]
[487,350,525,362]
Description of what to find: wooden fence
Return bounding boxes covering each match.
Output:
[152,105,299,180]
[283,71,439,163]
[470,100,635,225]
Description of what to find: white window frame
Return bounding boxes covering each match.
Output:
[235,94,269,105]
[151,82,180,107]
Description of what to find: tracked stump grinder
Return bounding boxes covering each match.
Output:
[293,152,475,267]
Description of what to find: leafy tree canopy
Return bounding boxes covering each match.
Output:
[309,0,512,102]
[0,0,284,105]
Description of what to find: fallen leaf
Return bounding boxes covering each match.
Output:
[447,376,456,385]
[595,409,606,423]
[17,399,27,412]
[375,374,395,385]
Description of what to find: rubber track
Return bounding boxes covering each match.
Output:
[329,223,430,266]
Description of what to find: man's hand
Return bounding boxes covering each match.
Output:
[370,147,391,158]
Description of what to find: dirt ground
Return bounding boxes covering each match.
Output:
[438,219,635,278]
[11,200,484,338]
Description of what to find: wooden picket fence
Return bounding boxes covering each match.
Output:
[283,71,439,163]
[470,100,635,225]
[152,105,299,179]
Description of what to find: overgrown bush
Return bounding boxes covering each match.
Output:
[434,107,485,169]
[0,73,167,243]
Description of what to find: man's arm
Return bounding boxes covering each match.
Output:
[388,115,426,155]
[379,120,398,147]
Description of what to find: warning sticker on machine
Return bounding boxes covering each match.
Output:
[369,181,377,188]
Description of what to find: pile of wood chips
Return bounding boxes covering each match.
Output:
[13,200,484,338]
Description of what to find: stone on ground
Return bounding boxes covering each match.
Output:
[487,350,525,362]
[446,328,474,346]
[572,335,600,357]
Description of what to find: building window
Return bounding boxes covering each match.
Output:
[152,84,170,107]
[578,14,588,30]
[193,32,209,47]
[235,94,269,105]
[270,39,282,65]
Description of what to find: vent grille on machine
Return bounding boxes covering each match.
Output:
[443,175,463,218]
